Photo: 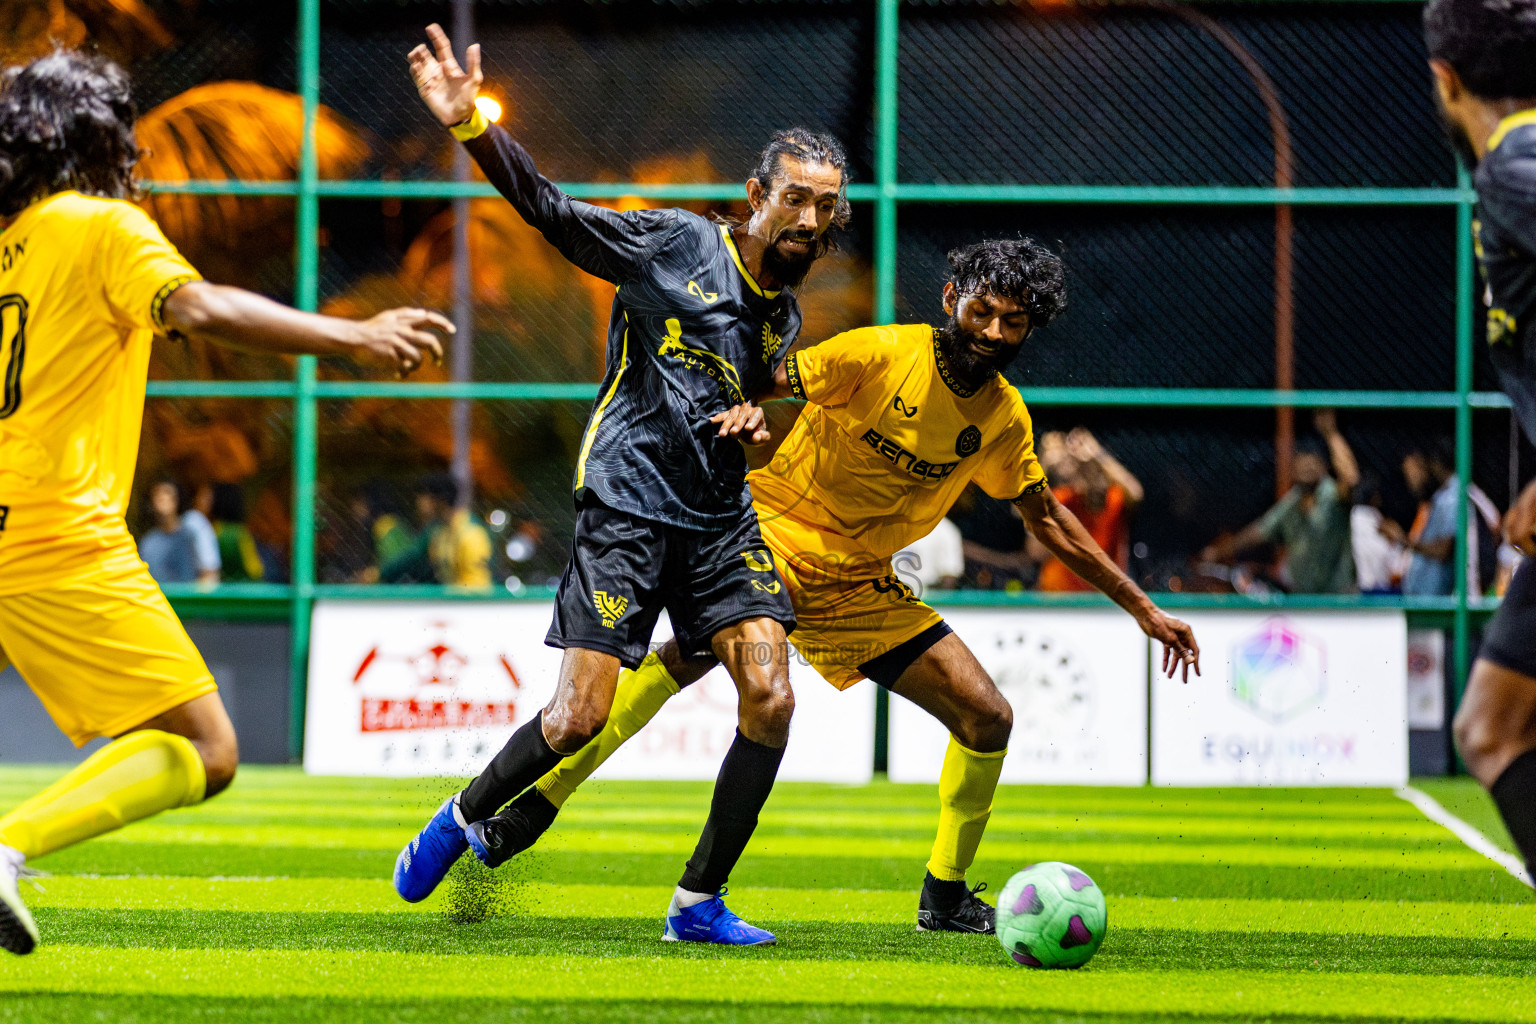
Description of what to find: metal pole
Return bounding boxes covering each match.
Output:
[873,0,899,328]
[1452,163,1475,727]
[287,0,322,761]
[872,0,899,771]
[450,0,475,509]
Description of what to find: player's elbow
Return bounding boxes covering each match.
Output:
[160,280,229,339]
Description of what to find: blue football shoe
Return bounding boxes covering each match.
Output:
[662,888,776,946]
[393,796,469,903]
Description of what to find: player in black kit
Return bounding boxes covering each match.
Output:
[392,25,849,945]
[1425,0,1536,881]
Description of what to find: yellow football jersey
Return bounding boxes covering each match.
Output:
[750,322,1045,579]
[0,191,200,595]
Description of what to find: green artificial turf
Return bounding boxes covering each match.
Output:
[0,768,1531,1022]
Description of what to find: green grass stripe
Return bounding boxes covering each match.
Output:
[76,822,1492,870]
[26,878,1536,942]
[25,909,1536,977]
[30,845,1530,903]
[4,948,1536,1019]
[136,805,1454,849]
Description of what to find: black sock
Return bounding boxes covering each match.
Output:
[923,871,969,906]
[1491,747,1536,875]
[458,711,562,823]
[678,730,786,894]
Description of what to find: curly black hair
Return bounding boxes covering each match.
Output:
[1424,0,1536,100]
[946,237,1068,328]
[0,49,140,217]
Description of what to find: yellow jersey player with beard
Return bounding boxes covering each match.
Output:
[452,238,1203,935]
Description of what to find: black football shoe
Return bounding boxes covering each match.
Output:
[916,871,995,934]
[465,788,560,869]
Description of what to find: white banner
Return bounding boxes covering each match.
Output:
[304,601,873,783]
[1150,611,1408,786]
[888,610,1148,785]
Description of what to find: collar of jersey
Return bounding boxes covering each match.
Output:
[1488,108,1536,154]
[719,224,781,299]
[932,327,981,398]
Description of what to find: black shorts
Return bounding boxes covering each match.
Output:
[1482,557,1536,678]
[546,497,797,668]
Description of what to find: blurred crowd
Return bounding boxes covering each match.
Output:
[893,413,1519,600]
[135,480,278,586]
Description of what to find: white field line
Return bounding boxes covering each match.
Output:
[1396,785,1533,888]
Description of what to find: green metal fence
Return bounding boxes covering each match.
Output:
[143,0,1495,760]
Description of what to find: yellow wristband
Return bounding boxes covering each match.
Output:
[449,107,490,142]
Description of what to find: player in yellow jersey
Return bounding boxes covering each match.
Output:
[456,238,1201,933]
[0,51,451,954]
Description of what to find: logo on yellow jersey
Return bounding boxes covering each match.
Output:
[593,590,629,629]
[0,294,28,419]
[955,425,982,458]
[892,396,918,418]
[861,427,960,483]
[0,505,8,533]
[658,318,744,402]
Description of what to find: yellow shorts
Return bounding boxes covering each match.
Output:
[762,519,944,691]
[0,566,217,747]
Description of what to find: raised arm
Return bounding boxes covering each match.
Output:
[1314,409,1359,498]
[162,282,449,378]
[407,23,673,282]
[1015,486,1200,681]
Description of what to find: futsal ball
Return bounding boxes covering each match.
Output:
[995,861,1108,969]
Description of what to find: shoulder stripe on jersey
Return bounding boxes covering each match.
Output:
[150,274,200,332]
[576,313,632,491]
[718,224,780,299]
[1488,109,1536,153]
[784,352,806,400]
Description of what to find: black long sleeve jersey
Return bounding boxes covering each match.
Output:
[463,125,801,531]
[1476,113,1536,441]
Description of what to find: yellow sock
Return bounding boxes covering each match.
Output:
[926,736,1007,882]
[536,651,680,809]
[0,730,206,859]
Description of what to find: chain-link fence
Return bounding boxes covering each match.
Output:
[47,0,1497,743]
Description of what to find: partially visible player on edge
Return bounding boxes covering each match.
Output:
[0,50,452,955]
[460,238,1203,934]
[1424,0,1536,881]
[393,25,848,946]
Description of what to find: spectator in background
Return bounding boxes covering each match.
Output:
[1382,440,1500,596]
[181,484,222,585]
[379,473,493,589]
[1036,428,1142,592]
[895,517,965,593]
[1350,471,1406,594]
[138,480,197,583]
[208,483,265,583]
[1200,410,1359,594]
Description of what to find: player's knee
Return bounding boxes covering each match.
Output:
[740,678,794,741]
[1453,700,1502,773]
[199,735,239,800]
[959,693,1012,753]
[546,706,609,754]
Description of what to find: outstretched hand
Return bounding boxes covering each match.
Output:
[407,23,482,127]
[710,403,772,446]
[1140,608,1201,683]
[349,307,452,378]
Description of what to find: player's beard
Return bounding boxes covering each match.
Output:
[762,229,819,289]
[1433,90,1480,170]
[936,317,1021,391]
